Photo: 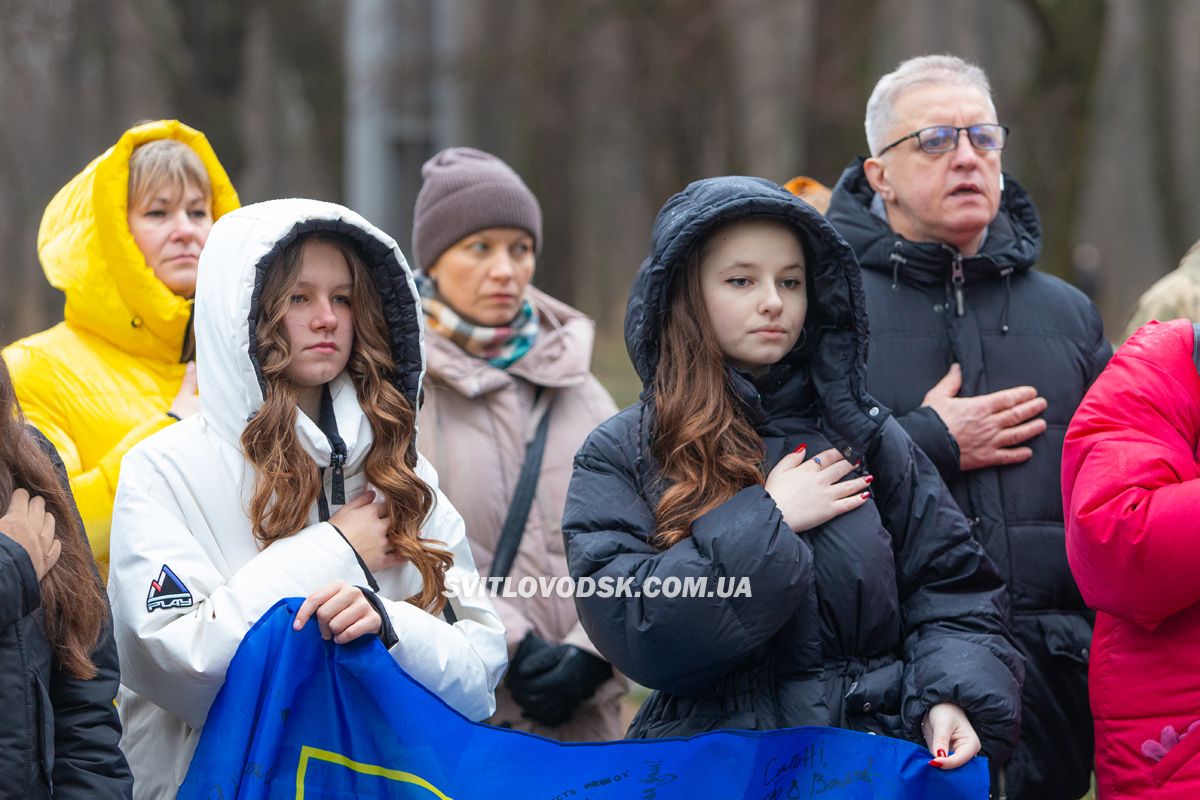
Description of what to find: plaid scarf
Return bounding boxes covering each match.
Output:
[416,274,539,370]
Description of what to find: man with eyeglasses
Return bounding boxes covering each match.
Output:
[826,55,1109,800]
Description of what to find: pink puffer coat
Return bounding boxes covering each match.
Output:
[1063,319,1200,798]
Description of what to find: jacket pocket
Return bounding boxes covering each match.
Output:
[1151,723,1200,788]
[1038,612,1093,666]
[33,673,55,790]
[844,661,903,716]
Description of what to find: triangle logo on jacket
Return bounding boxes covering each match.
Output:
[147,564,193,612]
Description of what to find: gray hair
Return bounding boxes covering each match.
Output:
[864,55,997,156]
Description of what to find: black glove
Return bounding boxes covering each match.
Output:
[505,632,614,726]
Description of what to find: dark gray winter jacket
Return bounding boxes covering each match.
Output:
[562,176,1024,762]
[0,428,132,799]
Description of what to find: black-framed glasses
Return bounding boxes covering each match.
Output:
[877,124,1009,156]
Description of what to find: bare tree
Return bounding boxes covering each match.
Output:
[1010,0,1107,279]
[806,0,884,184]
[1146,0,1193,262]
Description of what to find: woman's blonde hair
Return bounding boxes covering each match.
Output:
[127,139,212,210]
[241,232,451,612]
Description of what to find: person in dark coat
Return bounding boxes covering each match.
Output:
[825,54,1110,800]
[0,354,132,799]
[562,175,1023,774]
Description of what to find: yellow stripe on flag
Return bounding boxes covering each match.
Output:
[295,745,453,800]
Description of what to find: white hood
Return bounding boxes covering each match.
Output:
[193,198,427,468]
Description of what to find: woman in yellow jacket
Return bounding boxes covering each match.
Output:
[2,120,239,569]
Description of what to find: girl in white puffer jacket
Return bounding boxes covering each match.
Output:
[106,199,507,799]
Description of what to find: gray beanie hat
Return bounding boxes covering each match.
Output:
[412,147,542,272]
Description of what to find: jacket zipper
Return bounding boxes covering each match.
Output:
[950,250,966,317]
[316,446,347,518]
[318,445,377,591]
[329,448,346,506]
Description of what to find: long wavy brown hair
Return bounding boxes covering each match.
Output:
[650,236,775,550]
[240,233,451,612]
[0,356,107,679]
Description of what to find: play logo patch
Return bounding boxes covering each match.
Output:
[147,564,193,612]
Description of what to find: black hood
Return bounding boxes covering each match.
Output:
[826,157,1042,286]
[625,175,887,456]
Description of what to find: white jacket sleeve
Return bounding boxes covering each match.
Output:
[374,456,508,721]
[107,446,367,729]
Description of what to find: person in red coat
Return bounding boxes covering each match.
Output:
[1063,318,1200,799]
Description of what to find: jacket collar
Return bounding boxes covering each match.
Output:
[726,361,818,432]
[826,156,1042,287]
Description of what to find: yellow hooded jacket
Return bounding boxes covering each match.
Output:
[2,120,240,566]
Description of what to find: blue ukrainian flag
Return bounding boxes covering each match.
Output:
[180,599,989,799]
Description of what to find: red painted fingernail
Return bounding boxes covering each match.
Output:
[793,444,807,453]
[928,760,942,768]
[937,749,947,758]
[860,492,870,499]
[854,460,862,468]
[864,475,874,484]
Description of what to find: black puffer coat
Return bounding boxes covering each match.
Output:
[827,159,1110,799]
[562,176,1023,762]
[0,428,132,798]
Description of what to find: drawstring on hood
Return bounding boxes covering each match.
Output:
[1000,268,1014,334]
[889,242,906,291]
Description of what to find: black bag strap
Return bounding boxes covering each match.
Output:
[1193,323,1200,375]
[490,391,554,580]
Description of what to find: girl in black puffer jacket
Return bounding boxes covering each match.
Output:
[0,354,131,799]
[562,177,1023,770]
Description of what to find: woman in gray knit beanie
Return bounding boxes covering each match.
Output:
[411,147,627,743]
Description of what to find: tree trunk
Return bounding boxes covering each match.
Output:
[1145,0,1191,263]
[1011,0,1107,279]
[807,0,883,185]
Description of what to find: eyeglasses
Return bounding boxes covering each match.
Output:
[877,124,1009,156]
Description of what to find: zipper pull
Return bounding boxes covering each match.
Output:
[951,252,966,317]
[317,467,330,521]
[330,450,346,506]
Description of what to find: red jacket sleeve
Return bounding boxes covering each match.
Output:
[1063,319,1200,630]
